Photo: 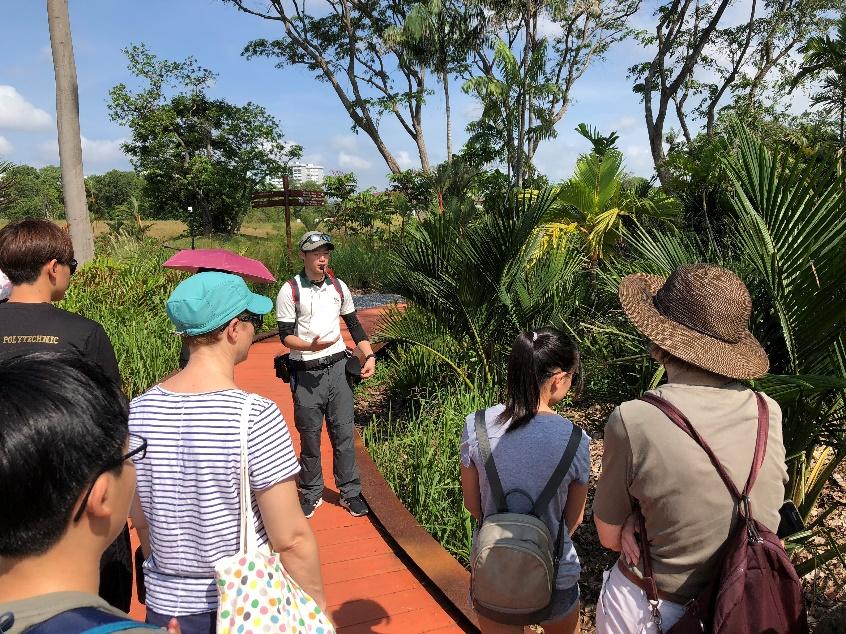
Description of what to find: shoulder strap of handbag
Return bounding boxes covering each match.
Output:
[23,607,159,633]
[634,392,769,605]
[474,409,583,518]
[238,393,259,554]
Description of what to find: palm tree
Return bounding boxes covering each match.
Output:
[793,15,846,174]
[542,125,682,261]
[380,191,585,387]
[47,0,94,263]
[392,0,484,163]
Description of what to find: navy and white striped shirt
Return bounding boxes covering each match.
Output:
[129,387,300,616]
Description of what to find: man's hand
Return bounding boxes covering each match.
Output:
[360,356,376,379]
[309,335,339,352]
[167,617,182,634]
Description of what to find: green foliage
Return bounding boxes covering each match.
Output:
[108,43,295,234]
[59,243,182,399]
[0,164,64,220]
[544,139,682,261]
[85,170,145,220]
[381,190,585,387]
[362,384,497,565]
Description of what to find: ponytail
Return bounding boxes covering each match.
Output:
[497,327,580,432]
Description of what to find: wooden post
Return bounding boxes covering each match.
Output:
[283,173,293,264]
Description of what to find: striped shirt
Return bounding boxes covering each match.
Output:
[128,387,300,616]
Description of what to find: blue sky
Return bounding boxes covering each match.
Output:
[0,0,777,188]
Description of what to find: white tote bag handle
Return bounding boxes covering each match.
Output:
[237,394,259,554]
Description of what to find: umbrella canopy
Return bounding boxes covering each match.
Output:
[163,249,276,284]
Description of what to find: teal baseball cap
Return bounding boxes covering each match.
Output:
[167,271,273,336]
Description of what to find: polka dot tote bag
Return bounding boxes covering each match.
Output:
[214,395,336,634]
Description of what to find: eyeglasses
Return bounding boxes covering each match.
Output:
[73,433,147,523]
[238,312,263,330]
[300,233,332,249]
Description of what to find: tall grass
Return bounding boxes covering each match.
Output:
[60,239,182,398]
[361,384,497,564]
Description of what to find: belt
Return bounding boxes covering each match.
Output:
[616,559,683,604]
[289,350,347,371]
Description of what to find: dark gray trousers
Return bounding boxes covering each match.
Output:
[292,357,361,501]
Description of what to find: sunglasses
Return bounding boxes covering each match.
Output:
[73,433,147,522]
[238,312,264,330]
[300,233,332,249]
[63,258,78,275]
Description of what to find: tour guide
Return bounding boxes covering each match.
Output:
[277,231,376,518]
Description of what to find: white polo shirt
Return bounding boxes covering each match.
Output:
[276,272,355,361]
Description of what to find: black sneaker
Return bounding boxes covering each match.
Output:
[340,495,370,517]
[301,497,323,518]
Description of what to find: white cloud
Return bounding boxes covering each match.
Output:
[395,150,416,169]
[463,102,483,119]
[537,16,564,39]
[82,137,126,163]
[615,116,639,132]
[0,86,52,131]
[38,135,127,166]
[332,135,358,151]
[338,151,372,170]
[0,135,12,155]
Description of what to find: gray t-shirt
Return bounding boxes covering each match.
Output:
[460,404,591,589]
[0,591,156,633]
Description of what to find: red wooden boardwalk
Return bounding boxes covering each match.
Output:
[129,307,471,633]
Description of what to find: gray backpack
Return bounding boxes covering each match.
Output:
[470,410,583,626]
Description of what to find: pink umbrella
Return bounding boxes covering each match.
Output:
[163,249,277,284]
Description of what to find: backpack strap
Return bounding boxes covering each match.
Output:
[328,272,344,301]
[632,391,770,618]
[543,426,584,570]
[639,392,769,501]
[474,409,508,514]
[23,607,159,633]
[531,426,584,516]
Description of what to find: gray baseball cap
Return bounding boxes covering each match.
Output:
[299,231,335,252]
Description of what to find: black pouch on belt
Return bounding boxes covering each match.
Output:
[344,349,362,386]
[274,353,292,383]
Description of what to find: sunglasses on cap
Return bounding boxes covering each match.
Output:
[300,233,332,248]
[238,312,264,330]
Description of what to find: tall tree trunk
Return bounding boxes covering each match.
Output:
[47,0,94,263]
[442,68,452,162]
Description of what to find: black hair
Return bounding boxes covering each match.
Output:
[498,327,581,432]
[0,352,129,557]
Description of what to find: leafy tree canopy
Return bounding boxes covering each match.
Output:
[85,170,145,220]
[108,43,297,234]
[0,164,64,221]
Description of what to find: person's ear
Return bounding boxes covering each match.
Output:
[44,258,60,281]
[83,473,117,521]
[226,318,241,342]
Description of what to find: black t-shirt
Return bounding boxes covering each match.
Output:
[0,302,121,385]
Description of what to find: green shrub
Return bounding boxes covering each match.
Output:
[361,384,497,565]
[60,242,182,398]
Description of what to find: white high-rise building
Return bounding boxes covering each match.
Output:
[290,163,325,184]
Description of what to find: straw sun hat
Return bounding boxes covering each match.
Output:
[618,263,769,380]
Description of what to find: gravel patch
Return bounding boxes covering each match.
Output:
[352,293,404,309]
